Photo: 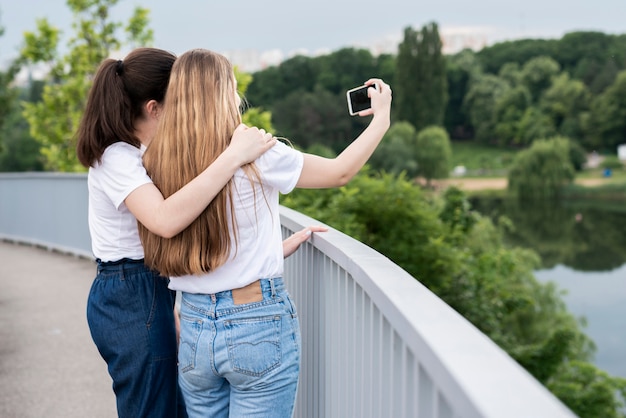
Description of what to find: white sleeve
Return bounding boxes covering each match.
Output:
[98,143,153,209]
[255,141,304,194]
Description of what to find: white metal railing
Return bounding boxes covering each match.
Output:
[0,173,577,418]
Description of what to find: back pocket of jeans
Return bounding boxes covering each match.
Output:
[179,316,203,373]
[224,315,281,376]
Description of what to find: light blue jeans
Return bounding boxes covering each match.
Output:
[178,277,301,418]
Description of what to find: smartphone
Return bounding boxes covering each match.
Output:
[346,83,378,116]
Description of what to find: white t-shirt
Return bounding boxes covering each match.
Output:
[169,141,304,294]
[88,142,152,262]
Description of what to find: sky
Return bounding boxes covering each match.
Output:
[1,0,625,72]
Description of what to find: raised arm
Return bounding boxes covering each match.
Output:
[126,124,276,238]
[296,79,392,189]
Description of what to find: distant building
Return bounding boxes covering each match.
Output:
[618,144,626,161]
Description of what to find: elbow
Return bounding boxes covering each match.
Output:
[147,222,178,239]
[335,176,351,187]
[334,171,355,187]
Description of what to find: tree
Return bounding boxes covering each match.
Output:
[477,38,558,74]
[540,73,591,143]
[395,23,448,131]
[369,121,418,177]
[415,125,451,186]
[445,49,482,139]
[0,82,45,171]
[463,73,510,143]
[19,0,153,171]
[493,85,532,146]
[519,56,561,103]
[0,16,22,155]
[587,71,626,152]
[508,137,576,199]
[271,86,351,152]
[316,48,378,95]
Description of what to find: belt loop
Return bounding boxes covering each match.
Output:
[269,278,276,298]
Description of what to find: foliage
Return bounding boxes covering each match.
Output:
[463,73,509,143]
[519,56,561,102]
[316,48,378,95]
[540,73,591,143]
[369,121,418,177]
[415,125,452,185]
[600,155,624,171]
[508,137,576,199]
[0,83,45,171]
[449,140,516,172]
[548,361,626,418]
[477,38,559,74]
[236,67,273,132]
[587,71,626,152]
[0,19,22,155]
[271,86,352,152]
[444,49,482,139]
[476,32,626,94]
[246,47,385,149]
[394,23,448,131]
[19,0,153,171]
[438,186,478,235]
[493,85,531,145]
[282,170,623,417]
[282,170,626,416]
[568,140,588,172]
[241,29,626,163]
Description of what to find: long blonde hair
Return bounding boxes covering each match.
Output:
[139,49,254,277]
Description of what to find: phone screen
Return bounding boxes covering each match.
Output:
[348,85,372,115]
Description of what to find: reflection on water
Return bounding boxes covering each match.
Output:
[535,264,626,379]
[470,197,626,271]
[471,197,626,378]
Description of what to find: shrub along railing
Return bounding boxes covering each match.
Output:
[0,173,577,418]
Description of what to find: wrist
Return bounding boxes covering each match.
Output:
[217,147,246,170]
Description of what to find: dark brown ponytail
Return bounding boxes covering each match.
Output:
[76,48,176,167]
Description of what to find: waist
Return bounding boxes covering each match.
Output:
[96,257,146,273]
[183,277,285,306]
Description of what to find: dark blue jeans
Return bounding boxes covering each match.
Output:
[86,258,187,418]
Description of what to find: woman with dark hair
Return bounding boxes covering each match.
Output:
[75,47,277,418]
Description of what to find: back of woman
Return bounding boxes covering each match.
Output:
[140,48,392,418]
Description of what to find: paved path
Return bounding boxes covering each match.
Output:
[0,241,116,418]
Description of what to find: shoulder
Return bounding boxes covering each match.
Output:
[98,142,143,168]
[103,142,142,158]
[257,140,302,167]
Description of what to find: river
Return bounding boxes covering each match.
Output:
[470,196,626,379]
[535,263,626,379]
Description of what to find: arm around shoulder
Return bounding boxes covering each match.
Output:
[126,124,277,238]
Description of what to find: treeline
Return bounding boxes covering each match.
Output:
[246,27,626,155]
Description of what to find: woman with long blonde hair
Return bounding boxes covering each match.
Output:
[140,48,392,418]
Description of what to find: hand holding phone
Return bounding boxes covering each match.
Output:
[346,83,378,116]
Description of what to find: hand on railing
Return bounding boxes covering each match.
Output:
[283,226,328,258]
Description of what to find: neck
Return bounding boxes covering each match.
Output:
[134,119,153,147]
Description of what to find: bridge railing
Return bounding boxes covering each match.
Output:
[0,173,577,418]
